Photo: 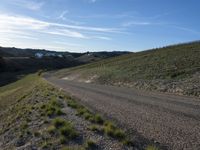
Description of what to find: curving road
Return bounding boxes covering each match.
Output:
[45,77,200,150]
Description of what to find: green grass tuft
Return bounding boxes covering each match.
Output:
[146,145,159,150]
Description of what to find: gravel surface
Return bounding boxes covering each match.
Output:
[45,77,200,150]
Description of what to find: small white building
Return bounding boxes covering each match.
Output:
[35,53,43,58]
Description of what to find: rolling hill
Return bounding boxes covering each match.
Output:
[54,41,200,97]
[0,46,129,86]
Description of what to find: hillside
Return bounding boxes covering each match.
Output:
[54,41,200,97]
[0,46,129,86]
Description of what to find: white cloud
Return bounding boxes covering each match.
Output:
[42,29,87,39]
[8,0,44,10]
[122,21,151,27]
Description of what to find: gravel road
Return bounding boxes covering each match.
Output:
[45,77,200,150]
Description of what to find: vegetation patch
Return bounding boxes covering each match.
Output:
[85,140,97,150]
[146,145,160,150]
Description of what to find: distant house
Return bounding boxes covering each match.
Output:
[58,54,63,58]
[35,53,43,58]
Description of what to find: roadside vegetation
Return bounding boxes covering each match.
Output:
[0,73,160,149]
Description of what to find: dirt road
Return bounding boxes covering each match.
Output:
[45,77,200,150]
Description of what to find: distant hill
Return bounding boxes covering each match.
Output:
[0,46,129,59]
[0,46,129,86]
[54,41,200,97]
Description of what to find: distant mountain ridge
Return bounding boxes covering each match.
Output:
[0,46,130,86]
[0,46,129,59]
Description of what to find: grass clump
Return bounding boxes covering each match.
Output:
[41,141,53,149]
[43,99,64,117]
[67,100,79,109]
[89,125,102,133]
[52,118,78,143]
[146,145,159,150]
[85,140,97,150]
[47,125,56,135]
[103,121,125,140]
[59,123,78,139]
[53,118,66,128]
[94,114,104,124]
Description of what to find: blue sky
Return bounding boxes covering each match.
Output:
[0,0,200,52]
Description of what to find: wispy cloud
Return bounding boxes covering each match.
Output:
[88,0,97,3]
[0,13,119,42]
[169,25,200,36]
[8,0,44,10]
[122,21,152,27]
[58,10,84,25]
[42,29,87,39]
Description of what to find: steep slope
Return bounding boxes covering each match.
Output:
[54,41,200,97]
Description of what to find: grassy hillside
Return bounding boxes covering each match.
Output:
[54,41,200,97]
[2,74,159,150]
